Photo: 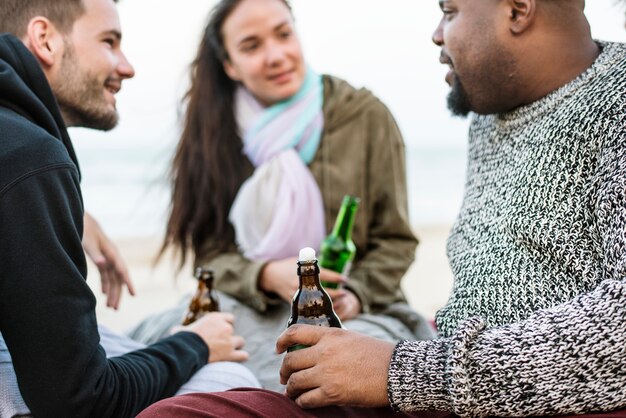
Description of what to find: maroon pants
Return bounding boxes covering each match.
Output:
[137,388,626,418]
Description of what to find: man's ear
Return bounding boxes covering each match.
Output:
[22,17,65,69]
[508,0,536,34]
[223,58,241,82]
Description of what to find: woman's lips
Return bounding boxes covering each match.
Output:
[268,70,294,84]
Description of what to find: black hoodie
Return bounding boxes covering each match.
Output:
[0,33,208,417]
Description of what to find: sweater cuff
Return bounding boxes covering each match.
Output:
[387,339,452,412]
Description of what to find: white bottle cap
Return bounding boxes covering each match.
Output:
[298,247,316,262]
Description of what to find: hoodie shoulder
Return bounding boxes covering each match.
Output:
[0,33,80,191]
[0,107,77,196]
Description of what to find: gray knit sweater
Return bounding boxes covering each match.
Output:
[388,41,626,417]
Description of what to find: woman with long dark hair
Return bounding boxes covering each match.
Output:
[129,0,434,390]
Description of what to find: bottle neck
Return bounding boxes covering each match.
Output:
[298,262,321,287]
[331,201,358,240]
[196,268,215,288]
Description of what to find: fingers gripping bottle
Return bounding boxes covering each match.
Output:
[318,195,359,289]
[287,247,342,352]
[182,267,220,326]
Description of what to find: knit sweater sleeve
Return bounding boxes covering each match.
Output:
[388,129,626,417]
[388,278,626,416]
[0,167,208,418]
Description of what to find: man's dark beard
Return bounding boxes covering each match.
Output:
[447,76,471,117]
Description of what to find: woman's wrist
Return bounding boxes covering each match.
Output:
[257,261,274,293]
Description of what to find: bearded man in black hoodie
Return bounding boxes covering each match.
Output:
[0,0,257,417]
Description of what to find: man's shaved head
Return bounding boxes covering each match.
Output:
[538,0,585,22]
[432,0,598,115]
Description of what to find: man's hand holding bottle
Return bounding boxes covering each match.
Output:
[172,312,249,363]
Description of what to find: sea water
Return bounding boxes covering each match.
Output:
[76,143,467,238]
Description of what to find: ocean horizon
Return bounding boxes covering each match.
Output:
[76,143,467,239]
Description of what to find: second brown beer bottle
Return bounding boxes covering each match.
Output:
[287,247,342,352]
[182,267,220,326]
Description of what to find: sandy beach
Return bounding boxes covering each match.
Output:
[90,223,454,334]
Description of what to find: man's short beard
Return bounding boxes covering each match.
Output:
[54,42,119,131]
[59,88,119,131]
[447,76,472,118]
[445,44,520,117]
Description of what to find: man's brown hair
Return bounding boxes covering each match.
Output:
[0,0,116,38]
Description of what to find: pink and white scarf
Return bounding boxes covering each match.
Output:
[229,68,326,261]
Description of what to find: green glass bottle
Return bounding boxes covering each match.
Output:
[319,195,360,289]
[287,247,342,352]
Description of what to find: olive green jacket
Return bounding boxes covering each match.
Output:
[197,75,418,313]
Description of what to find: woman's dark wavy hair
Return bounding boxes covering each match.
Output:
[162,0,292,267]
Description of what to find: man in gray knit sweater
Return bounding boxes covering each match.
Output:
[138,1,625,417]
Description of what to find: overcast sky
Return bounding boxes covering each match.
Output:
[70,0,626,152]
[68,1,625,236]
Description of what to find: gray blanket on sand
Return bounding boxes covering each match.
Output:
[127,291,437,392]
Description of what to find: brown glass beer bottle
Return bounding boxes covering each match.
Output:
[287,247,342,351]
[182,267,219,326]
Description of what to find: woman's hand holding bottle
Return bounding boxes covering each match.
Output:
[259,257,300,303]
[260,258,359,320]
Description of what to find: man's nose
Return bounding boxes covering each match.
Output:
[432,18,444,46]
[117,50,135,80]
